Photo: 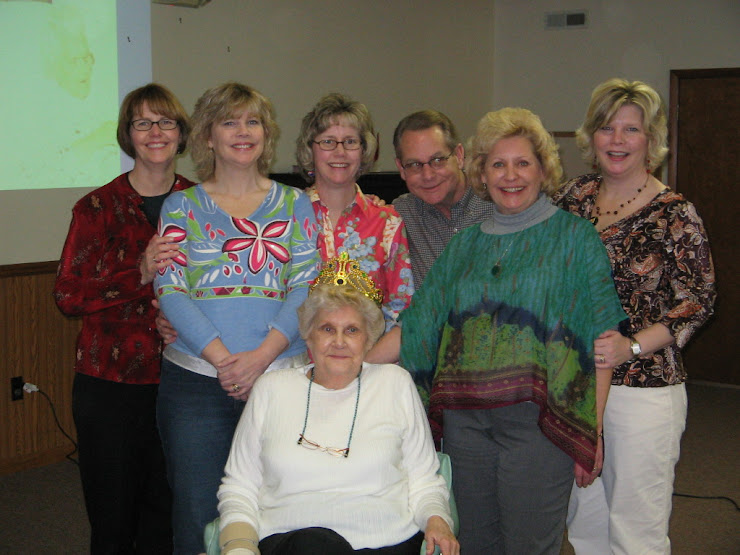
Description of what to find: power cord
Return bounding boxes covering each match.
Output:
[23,382,79,466]
[673,492,740,512]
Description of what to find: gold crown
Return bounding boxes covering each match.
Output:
[311,252,384,307]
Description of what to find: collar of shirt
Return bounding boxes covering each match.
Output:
[307,184,370,258]
[306,184,370,220]
[415,185,476,226]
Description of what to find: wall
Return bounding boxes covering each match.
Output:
[492,0,740,131]
[151,0,496,178]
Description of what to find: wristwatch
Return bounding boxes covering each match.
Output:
[629,336,642,358]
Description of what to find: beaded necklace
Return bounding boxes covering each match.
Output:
[297,368,361,458]
[593,173,650,219]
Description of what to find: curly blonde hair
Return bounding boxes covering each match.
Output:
[189,82,279,182]
[466,107,563,199]
[295,92,377,183]
[576,78,668,173]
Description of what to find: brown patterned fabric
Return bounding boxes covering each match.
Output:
[555,174,716,387]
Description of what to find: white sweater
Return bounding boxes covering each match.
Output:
[217,363,452,549]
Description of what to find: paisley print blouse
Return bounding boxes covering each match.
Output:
[555,174,716,387]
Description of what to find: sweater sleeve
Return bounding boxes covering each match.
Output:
[154,191,221,355]
[53,195,152,316]
[265,189,319,344]
[399,371,454,532]
[217,376,268,532]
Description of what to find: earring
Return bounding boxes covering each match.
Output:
[646,158,651,173]
[482,183,487,190]
[307,170,315,178]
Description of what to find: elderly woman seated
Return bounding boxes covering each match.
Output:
[215,254,459,555]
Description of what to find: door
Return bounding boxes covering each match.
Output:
[669,68,739,385]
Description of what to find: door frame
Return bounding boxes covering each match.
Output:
[668,67,740,189]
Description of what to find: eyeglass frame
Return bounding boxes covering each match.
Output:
[400,152,455,174]
[130,118,179,132]
[297,433,350,458]
[313,138,362,151]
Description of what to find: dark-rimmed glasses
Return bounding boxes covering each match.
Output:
[313,138,362,151]
[401,152,454,174]
[131,119,178,131]
[297,434,349,458]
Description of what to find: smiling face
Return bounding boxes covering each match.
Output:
[482,135,544,215]
[208,110,265,171]
[306,306,370,387]
[395,127,466,217]
[130,102,180,167]
[312,122,363,190]
[593,104,649,180]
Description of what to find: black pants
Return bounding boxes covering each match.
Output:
[73,373,173,554]
[260,527,424,555]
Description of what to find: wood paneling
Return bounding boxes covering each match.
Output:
[0,262,80,475]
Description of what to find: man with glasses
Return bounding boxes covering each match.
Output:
[392,110,495,287]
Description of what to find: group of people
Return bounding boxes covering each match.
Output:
[53,76,715,555]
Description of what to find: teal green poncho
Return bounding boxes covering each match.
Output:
[400,209,626,470]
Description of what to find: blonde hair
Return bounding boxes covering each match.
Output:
[189,82,279,182]
[295,93,377,183]
[466,107,563,199]
[576,78,668,172]
[298,285,385,348]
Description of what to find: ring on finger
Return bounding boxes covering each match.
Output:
[231,383,241,392]
[599,355,605,364]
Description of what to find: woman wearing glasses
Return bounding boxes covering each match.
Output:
[216,258,458,555]
[296,93,414,349]
[153,82,319,554]
[53,83,194,553]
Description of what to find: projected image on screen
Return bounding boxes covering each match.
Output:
[0,0,119,191]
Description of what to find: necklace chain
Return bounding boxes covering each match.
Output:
[491,235,516,277]
[594,173,650,218]
[297,368,361,458]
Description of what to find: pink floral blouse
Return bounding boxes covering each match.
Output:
[306,185,414,329]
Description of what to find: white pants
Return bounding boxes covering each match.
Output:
[567,383,687,555]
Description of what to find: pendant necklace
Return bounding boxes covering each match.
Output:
[491,234,516,277]
[297,368,361,458]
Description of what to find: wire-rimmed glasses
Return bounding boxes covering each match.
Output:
[401,152,454,174]
[297,434,350,458]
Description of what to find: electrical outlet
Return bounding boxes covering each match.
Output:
[11,376,24,401]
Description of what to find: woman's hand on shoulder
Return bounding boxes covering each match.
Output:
[424,515,459,555]
[139,234,181,284]
[364,193,387,207]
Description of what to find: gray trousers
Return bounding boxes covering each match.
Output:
[444,403,573,554]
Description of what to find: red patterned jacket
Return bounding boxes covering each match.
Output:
[53,173,195,384]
